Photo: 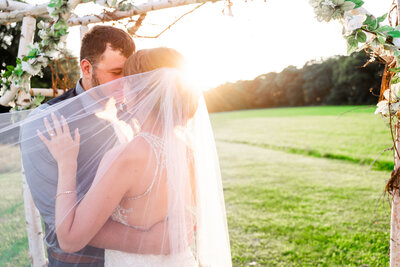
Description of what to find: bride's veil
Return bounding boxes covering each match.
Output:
[0,67,231,266]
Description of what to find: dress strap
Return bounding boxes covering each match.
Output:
[123,132,165,201]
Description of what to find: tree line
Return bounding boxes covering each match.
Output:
[204,51,385,113]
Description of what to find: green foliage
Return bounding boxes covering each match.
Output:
[204,51,383,112]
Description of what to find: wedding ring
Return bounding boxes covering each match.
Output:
[49,132,55,137]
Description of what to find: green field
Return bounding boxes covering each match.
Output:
[0,105,394,266]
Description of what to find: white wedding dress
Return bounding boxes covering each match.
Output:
[104,132,197,267]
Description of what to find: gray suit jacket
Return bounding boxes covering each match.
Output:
[20,87,118,259]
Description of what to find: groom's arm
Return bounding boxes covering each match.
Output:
[88,219,169,254]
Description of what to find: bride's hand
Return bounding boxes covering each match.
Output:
[37,113,80,164]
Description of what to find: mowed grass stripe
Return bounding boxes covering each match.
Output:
[218,138,394,171]
[211,106,394,172]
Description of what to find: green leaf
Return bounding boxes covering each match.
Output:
[377,13,388,23]
[34,94,45,106]
[364,15,373,26]
[388,31,400,38]
[390,67,400,73]
[13,64,23,77]
[25,48,39,59]
[377,34,387,44]
[379,25,394,32]
[345,0,364,9]
[6,65,14,72]
[356,31,367,43]
[347,37,358,54]
[392,76,400,84]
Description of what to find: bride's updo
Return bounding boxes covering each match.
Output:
[123,47,199,124]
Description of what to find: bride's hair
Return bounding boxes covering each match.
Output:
[123,47,199,124]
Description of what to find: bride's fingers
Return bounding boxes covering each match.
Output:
[74,128,80,144]
[60,115,70,135]
[37,129,50,147]
[43,117,55,138]
[51,113,63,136]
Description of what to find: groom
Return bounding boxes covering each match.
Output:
[21,26,164,267]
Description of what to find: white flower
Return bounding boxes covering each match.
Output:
[21,61,40,76]
[375,100,389,116]
[383,84,400,103]
[343,8,367,35]
[36,55,48,64]
[321,0,336,8]
[37,20,50,30]
[392,101,400,114]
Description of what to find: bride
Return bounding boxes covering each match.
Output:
[36,47,232,266]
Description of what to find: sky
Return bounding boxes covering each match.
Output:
[31,0,394,90]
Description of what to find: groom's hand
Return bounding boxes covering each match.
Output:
[88,219,170,254]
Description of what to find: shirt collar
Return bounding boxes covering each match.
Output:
[75,79,85,95]
[75,78,98,114]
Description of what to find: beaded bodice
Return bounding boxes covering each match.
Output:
[110,132,166,230]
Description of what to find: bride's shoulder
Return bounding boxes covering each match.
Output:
[121,136,154,160]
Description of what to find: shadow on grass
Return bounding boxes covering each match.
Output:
[218,139,394,172]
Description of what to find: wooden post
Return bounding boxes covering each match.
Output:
[23,169,47,267]
[391,123,400,266]
[390,3,400,266]
[0,15,36,106]
[18,16,47,267]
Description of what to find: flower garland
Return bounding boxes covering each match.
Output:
[310,0,400,118]
[0,0,135,110]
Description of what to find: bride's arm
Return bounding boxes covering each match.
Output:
[38,114,144,253]
[89,219,170,254]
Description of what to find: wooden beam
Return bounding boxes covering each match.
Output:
[68,0,215,26]
[0,3,49,23]
[0,0,80,23]
[31,88,65,97]
[0,0,31,11]
[0,0,217,25]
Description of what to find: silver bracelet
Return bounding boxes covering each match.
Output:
[55,190,76,199]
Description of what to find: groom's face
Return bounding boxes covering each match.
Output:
[82,44,128,89]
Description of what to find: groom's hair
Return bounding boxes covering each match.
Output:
[80,25,135,66]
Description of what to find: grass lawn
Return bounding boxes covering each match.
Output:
[0,105,394,266]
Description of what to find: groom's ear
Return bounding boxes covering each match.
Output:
[80,59,93,79]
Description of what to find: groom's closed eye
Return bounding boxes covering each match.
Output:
[110,70,122,75]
